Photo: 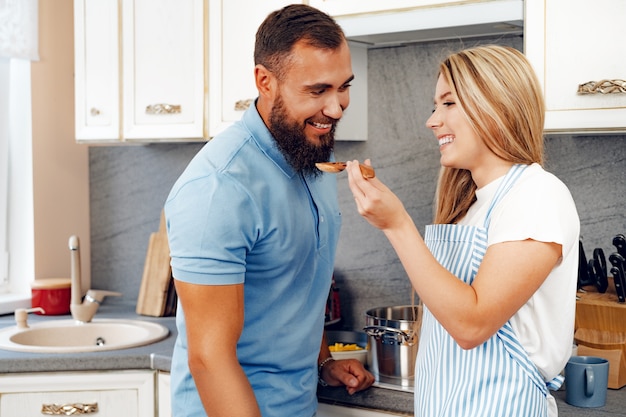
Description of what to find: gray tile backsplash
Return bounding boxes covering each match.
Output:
[90,36,625,330]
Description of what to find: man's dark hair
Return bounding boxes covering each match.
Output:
[254,4,345,80]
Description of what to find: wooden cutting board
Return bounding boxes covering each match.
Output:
[136,210,174,317]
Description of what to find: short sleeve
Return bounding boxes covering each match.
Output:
[487,169,579,258]
[165,172,260,285]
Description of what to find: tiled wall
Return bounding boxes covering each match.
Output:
[89,36,626,330]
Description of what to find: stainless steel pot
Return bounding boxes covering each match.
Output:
[364,305,421,388]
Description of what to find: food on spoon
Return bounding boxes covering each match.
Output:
[315,162,375,178]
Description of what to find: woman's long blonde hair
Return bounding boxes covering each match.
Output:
[433,45,546,224]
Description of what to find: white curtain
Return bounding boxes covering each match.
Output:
[0,0,39,61]
[0,0,38,293]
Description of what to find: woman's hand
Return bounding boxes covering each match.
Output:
[346,160,410,232]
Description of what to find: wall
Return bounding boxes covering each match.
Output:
[31,0,91,288]
[89,35,625,330]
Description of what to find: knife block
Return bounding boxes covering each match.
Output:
[575,284,626,389]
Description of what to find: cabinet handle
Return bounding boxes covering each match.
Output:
[577,79,626,95]
[234,99,253,111]
[90,108,100,116]
[145,103,182,114]
[41,402,98,415]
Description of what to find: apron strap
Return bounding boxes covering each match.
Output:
[483,164,528,230]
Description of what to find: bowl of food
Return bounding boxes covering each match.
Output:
[326,330,369,365]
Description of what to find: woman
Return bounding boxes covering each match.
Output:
[346,45,579,416]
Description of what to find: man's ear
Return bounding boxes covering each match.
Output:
[254,64,274,97]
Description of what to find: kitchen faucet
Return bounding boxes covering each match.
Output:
[69,235,121,323]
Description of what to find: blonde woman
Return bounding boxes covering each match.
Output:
[346,45,579,416]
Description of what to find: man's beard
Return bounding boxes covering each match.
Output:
[268,95,336,178]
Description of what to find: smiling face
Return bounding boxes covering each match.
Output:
[256,39,353,176]
[426,74,509,186]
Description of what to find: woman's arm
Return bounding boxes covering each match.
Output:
[346,160,561,349]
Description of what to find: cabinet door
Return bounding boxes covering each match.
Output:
[525,0,626,134]
[309,0,459,16]
[209,0,366,140]
[208,0,302,137]
[74,0,120,141]
[122,0,205,140]
[158,372,171,417]
[0,371,155,417]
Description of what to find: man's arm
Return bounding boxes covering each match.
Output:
[318,331,375,395]
[175,280,261,417]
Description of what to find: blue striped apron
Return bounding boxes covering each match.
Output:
[415,164,562,417]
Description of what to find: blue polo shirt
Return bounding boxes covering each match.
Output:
[165,103,341,417]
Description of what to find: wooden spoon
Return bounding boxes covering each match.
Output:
[315,162,375,178]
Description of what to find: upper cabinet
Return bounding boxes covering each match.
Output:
[207,0,301,138]
[525,0,626,134]
[74,0,205,143]
[312,0,523,47]
[207,0,366,141]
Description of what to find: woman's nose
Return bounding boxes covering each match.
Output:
[426,112,442,129]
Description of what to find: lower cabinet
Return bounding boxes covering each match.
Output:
[158,372,171,417]
[0,370,156,417]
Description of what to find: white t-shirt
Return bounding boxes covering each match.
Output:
[459,163,579,411]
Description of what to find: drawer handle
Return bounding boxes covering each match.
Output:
[577,79,626,95]
[41,402,98,415]
[145,103,182,114]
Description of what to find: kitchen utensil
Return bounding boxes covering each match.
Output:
[578,240,594,289]
[574,328,626,351]
[136,210,176,317]
[315,162,375,178]
[588,248,608,293]
[609,253,626,303]
[364,305,421,388]
[565,356,609,408]
[31,278,71,315]
[613,234,626,258]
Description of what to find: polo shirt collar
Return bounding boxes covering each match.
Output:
[242,101,297,179]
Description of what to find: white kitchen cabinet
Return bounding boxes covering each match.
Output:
[74,0,205,143]
[208,0,366,141]
[312,0,523,47]
[310,0,464,17]
[525,0,626,134]
[207,0,300,138]
[0,370,155,417]
[73,0,119,141]
[158,372,171,417]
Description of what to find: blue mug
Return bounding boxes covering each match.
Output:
[565,356,609,408]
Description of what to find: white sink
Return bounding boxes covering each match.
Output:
[0,319,169,353]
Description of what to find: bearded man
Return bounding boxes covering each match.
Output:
[165,5,374,417]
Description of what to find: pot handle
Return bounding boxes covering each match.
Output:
[363,325,416,345]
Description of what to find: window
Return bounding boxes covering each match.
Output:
[0,0,39,313]
[0,58,34,313]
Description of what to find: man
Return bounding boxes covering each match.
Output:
[165,5,374,417]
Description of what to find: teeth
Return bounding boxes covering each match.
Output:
[438,135,454,147]
[312,122,332,129]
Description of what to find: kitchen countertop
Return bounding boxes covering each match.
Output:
[1,305,625,416]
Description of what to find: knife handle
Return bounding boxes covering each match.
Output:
[611,266,626,303]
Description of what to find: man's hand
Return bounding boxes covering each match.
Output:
[321,359,375,395]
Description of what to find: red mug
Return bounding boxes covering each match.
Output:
[31,278,71,315]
